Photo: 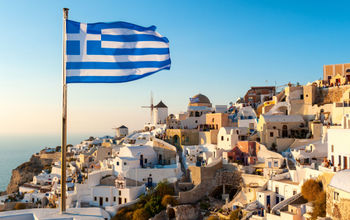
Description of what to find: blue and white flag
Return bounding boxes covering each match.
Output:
[65,20,171,83]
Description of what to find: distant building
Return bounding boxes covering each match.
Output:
[153,101,168,125]
[257,114,306,151]
[323,63,350,86]
[115,125,128,138]
[244,86,275,108]
[178,93,213,129]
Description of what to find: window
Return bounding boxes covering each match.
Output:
[221,136,224,141]
[145,159,148,164]
[106,197,108,202]
[270,132,274,137]
[124,198,127,203]
[124,162,127,165]
[227,138,229,141]
[117,162,119,166]
[293,190,297,195]
[275,187,279,194]
[331,145,334,152]
[334,191,339,201]
[119,190,121,196]
[94,197,97,201]
[108,152,111,155]
[274,161,279,167]
[236,130,239,134]
[113,197,116,202]
[212,118,215,122]
[300,94,304,100]
[195,120,198,123]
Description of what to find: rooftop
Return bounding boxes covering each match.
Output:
[329,169,350,193]
[0,207,110,220]
[262,114,304,123]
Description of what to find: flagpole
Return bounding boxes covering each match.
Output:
[60,7,69,214]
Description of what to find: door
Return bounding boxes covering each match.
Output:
[266,195,270,206]
[282,125,288,138]
[344,156,348,169]
[140,154,144,167]
[158,154,162,165]
[118,197,122,205]
[276,196,279,204]
[99,197,103,206]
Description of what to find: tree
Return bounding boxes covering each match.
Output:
[301,179,322,202]
[132,208,151,220]
[161,195,178,207]
[207,216,219,220]
[311,191,326,219]
[144,195,164,216]
[154,181,174,197]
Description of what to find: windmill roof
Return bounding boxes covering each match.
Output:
[155,101,167,108]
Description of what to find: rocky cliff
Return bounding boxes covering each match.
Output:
[6,155,53,194]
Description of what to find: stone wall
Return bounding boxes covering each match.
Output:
[326,187,350,220]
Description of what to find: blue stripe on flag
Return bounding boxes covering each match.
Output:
[86,41,169,55]
[66,66,170,83]
[101,34,169,43]
[66,40,80,55]
[66,20,80,34]
[86,21,156,34]
[66,59,171,70]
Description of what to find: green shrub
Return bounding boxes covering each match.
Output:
[154,181,174,197]
[132,208,150,220]
[144,195,164,216]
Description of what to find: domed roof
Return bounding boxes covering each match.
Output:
[329,169,350,192]
[191,93,211,104]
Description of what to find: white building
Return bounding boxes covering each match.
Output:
[327,126,350,170]
[153,101,168,125]
[90,175,145,207]
[237,106,258,131]
[115,125,128,138]
[217,127,248,150]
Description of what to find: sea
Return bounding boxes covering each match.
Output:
[0,134,95,192]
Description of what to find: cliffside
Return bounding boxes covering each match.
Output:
[6,155,53,194]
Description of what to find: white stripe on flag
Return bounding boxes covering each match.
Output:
[101,41,168,49]
[66,54,170,62]
[101,28,158,36]
[67,65,170,77]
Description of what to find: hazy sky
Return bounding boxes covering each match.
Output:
[1,0,350,137]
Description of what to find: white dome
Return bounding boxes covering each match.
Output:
[329,169,350,192]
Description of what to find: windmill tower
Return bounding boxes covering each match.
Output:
[141,91,154,124]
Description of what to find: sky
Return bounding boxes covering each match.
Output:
[1,0,350,139]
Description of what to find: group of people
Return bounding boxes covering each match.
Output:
[321,157,342,171]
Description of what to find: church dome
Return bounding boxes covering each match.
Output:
[329,169,350,193]
[191,94,210,104]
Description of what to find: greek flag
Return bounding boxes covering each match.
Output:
[65,20,171,83]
